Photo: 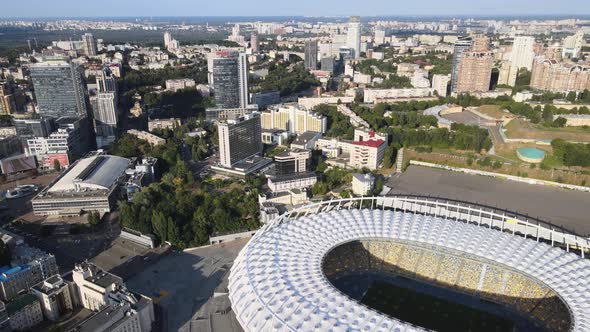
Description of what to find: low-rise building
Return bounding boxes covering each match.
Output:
[32,153,130,216]
[352,173,375,196]
[165,78,195,92]
[290,131,322,150]
[0,265,39,302]
[147,118,181,132]
[363,88,435,103]
[69,262,155,332]
[127,129,166,146]
[6,294,43,331]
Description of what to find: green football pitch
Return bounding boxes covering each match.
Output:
[361,281,515,332]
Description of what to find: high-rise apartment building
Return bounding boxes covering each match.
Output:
[260,105,327,134]
[374,27,385,45]
[0,82,15,115]
[451,36,473,93]
[82,33,97,56]
[211,51,249,109]
[30,59,89,118]
[530,57,590,92]
[218,113,262,168]
[164,32,173,48]
[510,36,535,71]
[562,31,585,58]
[250,31,259,53]
[431,74,451,97]
[498,62,518,86]
[346,16,361,58]
[454,37,494,94]
[304,40,318,70]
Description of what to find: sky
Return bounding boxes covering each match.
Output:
[2,0,590,18]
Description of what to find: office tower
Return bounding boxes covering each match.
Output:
[347,16,361,58]
[250,31,259,53]
[304,40,318,70]
[510,36,535,71]
[82,33,97,56]
[90,92,118,147]
[0,82,16,115]
[96,67,117,93]
[211,51,249,109]
[218,113,262,168]
[455,37,494,94]
[14,117,56,148]
[451,36,473,93]
[30,59,89,118]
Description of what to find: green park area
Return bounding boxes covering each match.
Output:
[505,118,590,142]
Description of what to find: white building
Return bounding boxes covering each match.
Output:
[352,173,375,196]
[346,16,362,58]
[363,88,435,103]
[165,78,196,92]
[510,36,535,71]
[31,275,74,321]
[432,74,451,97]
[32,153,130,216]
[70,262,155,332]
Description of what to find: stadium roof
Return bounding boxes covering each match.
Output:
[48,155,129,192]
[229,205,590,332]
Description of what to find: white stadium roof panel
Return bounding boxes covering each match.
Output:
[229,207,590,332]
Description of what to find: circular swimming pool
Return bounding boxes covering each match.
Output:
[516,147,546,163]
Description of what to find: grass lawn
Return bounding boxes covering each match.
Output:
[477,105,508,119]
[505,119,590,142]
[362,281,515,332]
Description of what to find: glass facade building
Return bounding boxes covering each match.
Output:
[211,51,249,109]
[30,59,89,119]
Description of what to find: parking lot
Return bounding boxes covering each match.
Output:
[126,239,248,332]
[388,165,590,235]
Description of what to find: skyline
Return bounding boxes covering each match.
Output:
[2,0,590,19]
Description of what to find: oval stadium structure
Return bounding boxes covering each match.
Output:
[228,197,590,332]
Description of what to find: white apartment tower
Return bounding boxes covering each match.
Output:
[510,36,535,71]
[347,16,361,58]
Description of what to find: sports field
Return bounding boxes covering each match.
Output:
[362,281,514,332]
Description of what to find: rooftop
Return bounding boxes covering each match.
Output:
[6,293,39,316]
[352,139,385,148]
[47,155,130,193]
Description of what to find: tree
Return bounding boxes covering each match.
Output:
[566,91,577,103]
[552,117,567,128]
[53,159,61,172]
[382,144,398,168]
[87,211,100,226]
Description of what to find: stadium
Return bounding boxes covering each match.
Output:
[228,196,590,332]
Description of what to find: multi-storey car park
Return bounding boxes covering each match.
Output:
[229,196,590,332]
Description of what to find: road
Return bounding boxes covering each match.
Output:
[388,165,590,235]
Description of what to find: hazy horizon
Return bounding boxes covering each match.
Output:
[1,0,590,19]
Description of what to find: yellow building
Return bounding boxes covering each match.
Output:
[261,105,327,134]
